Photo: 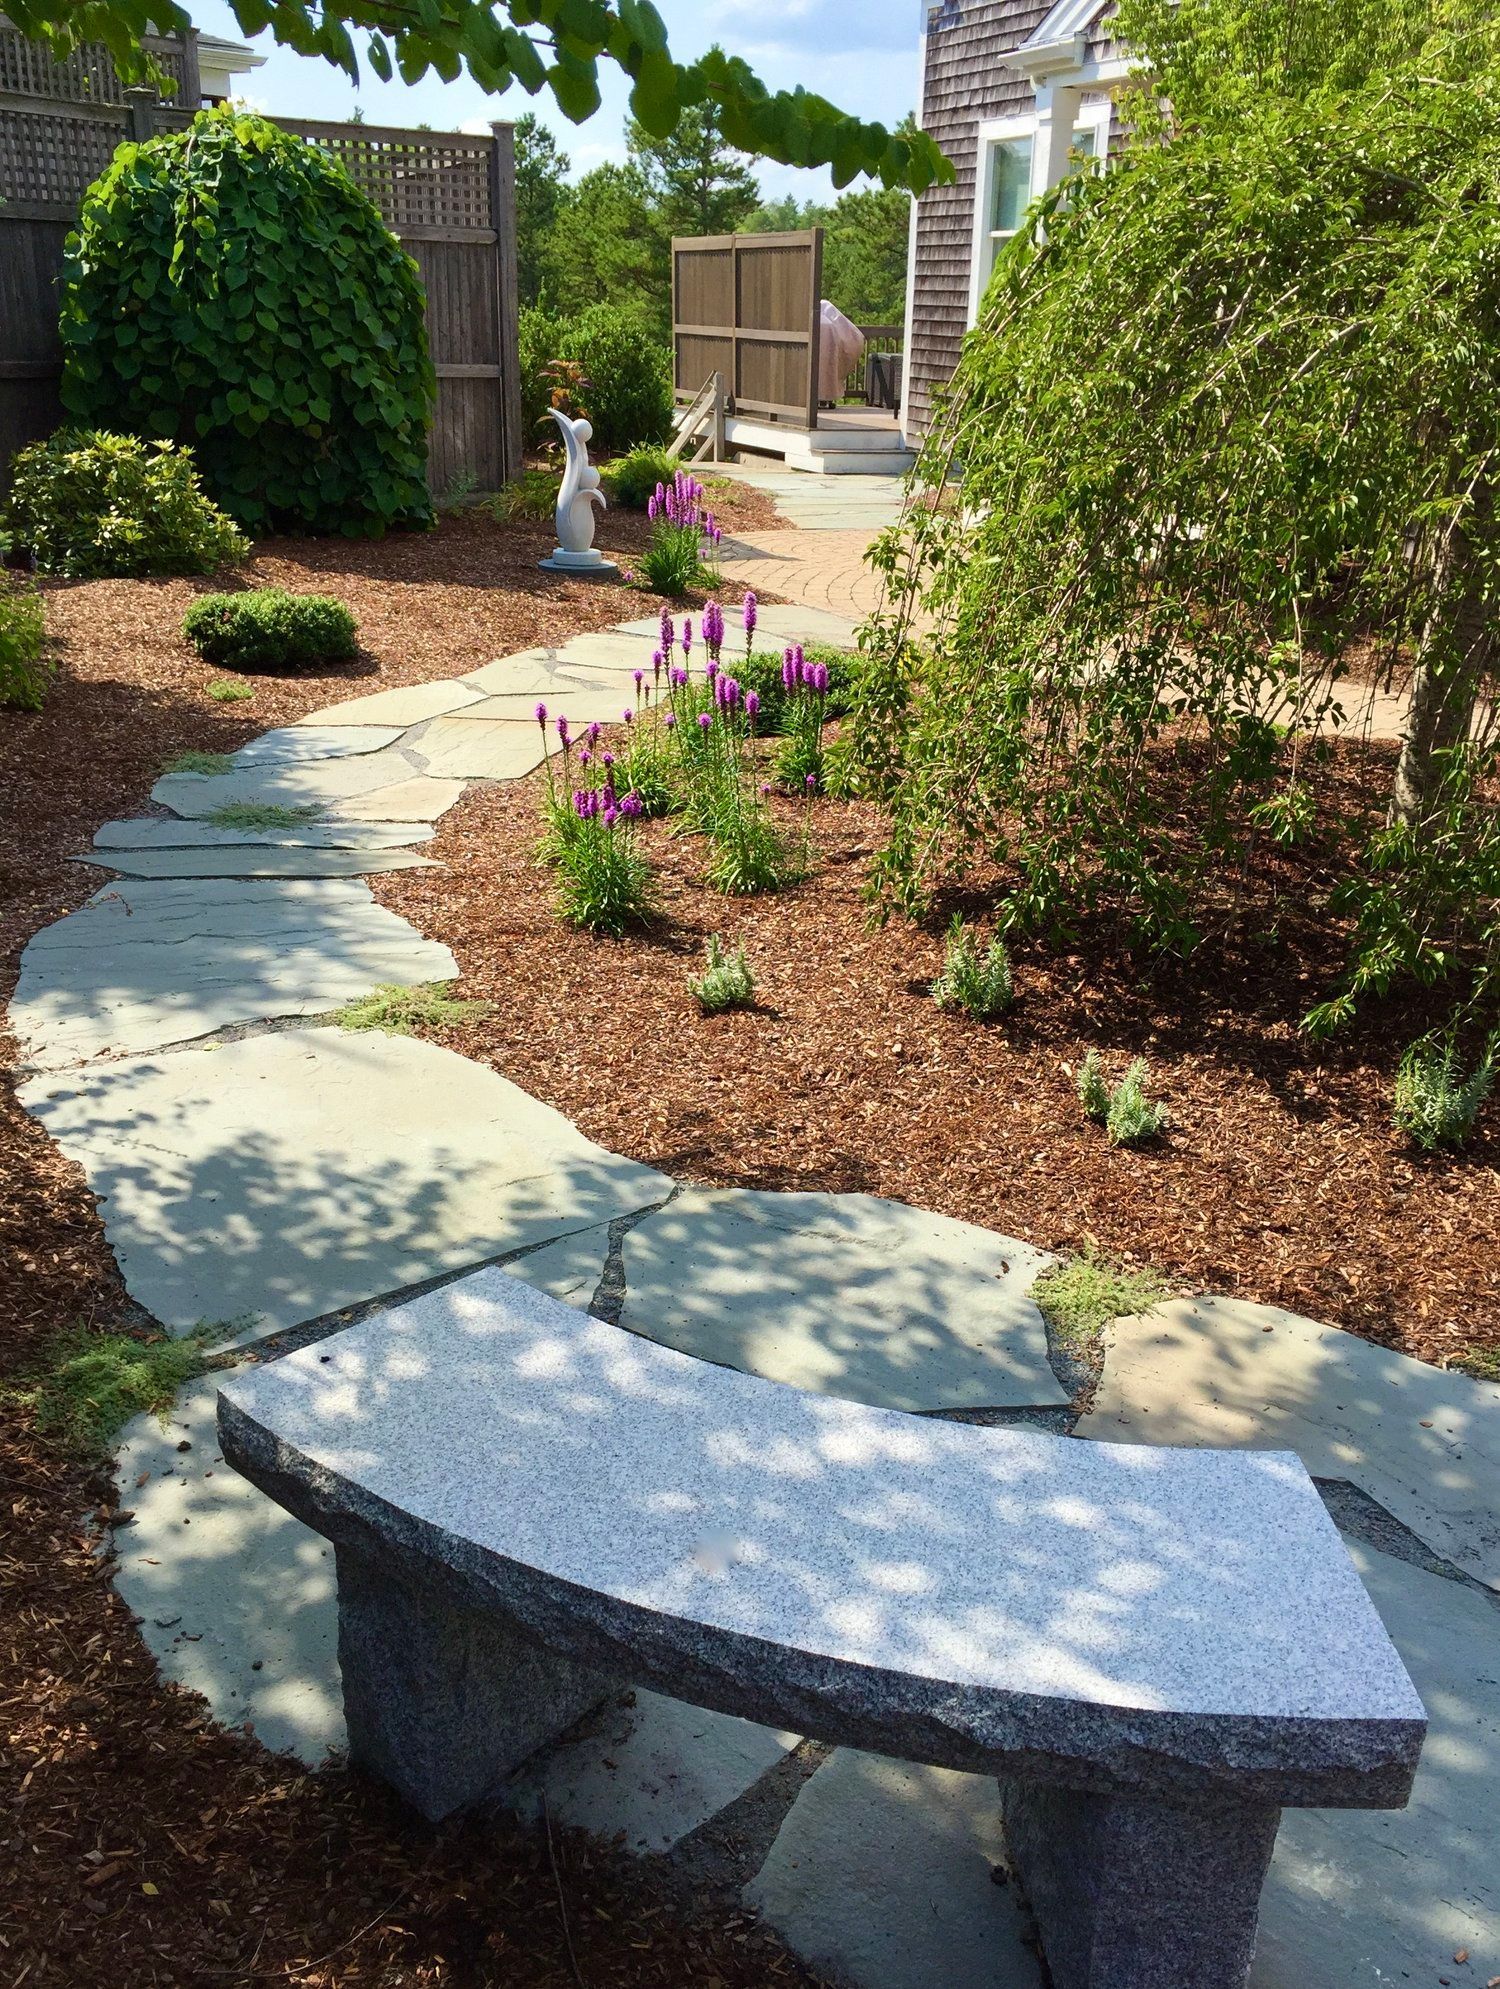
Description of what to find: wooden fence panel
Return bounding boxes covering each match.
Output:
[0,71,521,500]
[672,228,822,427]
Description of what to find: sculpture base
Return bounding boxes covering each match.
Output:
[539,549,618,576]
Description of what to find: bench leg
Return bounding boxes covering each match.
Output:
[997,1778,1281,1988]
[335,1546,619,1823]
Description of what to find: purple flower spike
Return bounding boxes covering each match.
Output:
[760,781,772,796]
[697,711,713,730]
[781,647,796,691]
[812,662,830,694]
[579,749,591,766]
[670,664,688,688]
[557,716,571,747]
[587,721,603,745]
[634,667,645,686]
[535,701,548,726]
[664,711,678,730]
[651,648,663,672]
[705,659,719,683]
[745,689,760,719]
[742,591,757,644]
[602,804,619,829]
[621,792,644,818]
[805,772,818,789]
[622,707,634,725]
[602,751,615,768]
[660,610,675,654]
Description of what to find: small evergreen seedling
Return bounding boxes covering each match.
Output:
[1077,1048,1110,1121]
[932,916,1014,1020]
[1392,1036,1495,1150]
[690,935,755,1014]
[1105,1058,1168,1145]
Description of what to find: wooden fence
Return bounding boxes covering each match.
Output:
[0,43,521,498]
[671,228,822,428]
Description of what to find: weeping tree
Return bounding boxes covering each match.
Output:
[854,0,1500,1034]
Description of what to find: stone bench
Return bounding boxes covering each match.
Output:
[217,1268,1426,1989]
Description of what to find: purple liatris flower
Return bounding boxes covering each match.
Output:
[622,707,634,725]
[557,716,571,747]
[697,711,713,730]
[602,804,619,829]
[647,494,659,521]
[683,618,694,649]
[781,647,796,691]
[812,662,830,694]
[660,610,675,654]
[651,648,663,674]
[805,772,818,789]
[579,749,591,766]
[703,601,724,653]
[760,781,772,796]
[602,751,615,767]
[745,689,760,719]
[670,664,688,688]
[634,667,644,687]
[705,659,719,683]
[621,792,644,817]
[534,701,547,726]
[587,721,602,745]
[664,711,677,730]
[742,591,757,646]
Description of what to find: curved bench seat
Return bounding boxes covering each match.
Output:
[218,1265,1425,1989]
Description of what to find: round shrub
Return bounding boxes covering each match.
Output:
[60,107,434,538]
[555,305,673,454]
[601,444,679,509]
[183,589,358,673]
[6,430,247,578]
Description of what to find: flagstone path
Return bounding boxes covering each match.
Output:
[12,574,1500,1988]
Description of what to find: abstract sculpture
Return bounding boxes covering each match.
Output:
[539,411,617,576]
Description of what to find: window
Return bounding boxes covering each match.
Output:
[968,105,1111,321]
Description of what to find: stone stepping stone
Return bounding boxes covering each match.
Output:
[459,648,637,698]
[72,846,439,881]
[230,726,403,766]
[599,1188,1063,1412]
[19,1030,672,1339]
[1076,1297,1500,1589]
[10,878,455,1068]
[293,682,485,728]
[1253,1540,1500,1985]
[153,750,463,822]
[744,1749,1039,1989]
[93,819,436,851]
[405,717,551,781]
[461,685,644,725]
[112,1374,343,1766]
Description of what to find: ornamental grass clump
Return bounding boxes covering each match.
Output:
[637,470,722,596]
[536,704,654,934]
[932,915,1014,1020]
[1391,1036,1495,1149]
[689,934,756,1013]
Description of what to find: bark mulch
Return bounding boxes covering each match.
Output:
[3,507,825,1989]
[373,739,1500,1372]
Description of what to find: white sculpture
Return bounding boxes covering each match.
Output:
[539,410,617,576]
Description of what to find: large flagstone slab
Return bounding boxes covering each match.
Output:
[229,726,403,766]
[461,684,643,724]
[405,717,551,780]
[1252,1541,1500,1985]
[745,1749,1039,1989]
[93,819,435,851]
[10,878,455,1068]
[73,846,438,880]
[459,648,637,697]
[152,749,461,821]
[293,681,485,727]
[19,1030,672,1339]
[615,1188,1063,1411]
[1077,1297,1500,1588]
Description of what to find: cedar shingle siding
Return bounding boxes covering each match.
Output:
[907,0,1119,439]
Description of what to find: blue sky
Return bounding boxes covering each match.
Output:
[190,0,919,201]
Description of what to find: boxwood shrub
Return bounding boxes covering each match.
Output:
[60,107,434,538]
[6,430,247,579]
[183,589,358,673]
[557,305,674,454]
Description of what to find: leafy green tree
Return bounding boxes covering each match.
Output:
[60,107,432,534]
[822,183,909,322]
[743,194,829,233]
[8,0,949,192]
[627,80,761,237]
[514,110,570,306]
[852,0,1500,1035]
[541,162,669,333]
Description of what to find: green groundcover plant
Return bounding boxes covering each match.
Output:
[851,0,1500,1047]
[61,108,434,537]
[6,430,247,578]
[183,588,359,672]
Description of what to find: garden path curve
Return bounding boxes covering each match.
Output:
[10,589,1500,1988]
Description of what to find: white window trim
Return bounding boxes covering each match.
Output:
[966,97,1111,327]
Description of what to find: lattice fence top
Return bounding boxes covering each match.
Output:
[0,101,124,207]
[0,20,189,105]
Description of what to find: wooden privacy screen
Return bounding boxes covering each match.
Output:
[0,34,521,497]
[672,228,823,427]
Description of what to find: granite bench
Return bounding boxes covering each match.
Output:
[217,1267,1426,1989]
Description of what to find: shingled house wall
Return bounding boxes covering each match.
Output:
[905,0,1120,442]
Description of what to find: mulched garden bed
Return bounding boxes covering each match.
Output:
[2,498,826,1989]
[372,737,1500,1373]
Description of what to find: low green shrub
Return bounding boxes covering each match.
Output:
[1077,1050,1168,1144]
[932,916,1014,1020]
[603,445,679,509]
[1392,1036,1495,1149]
[689,934,756,1013]
[183,589,358,673]
[737,643,862,735]
[1032,1251,1168,1347]
[556,305,673,454]
[7,431,247,579]
[0,585,52,711]
[205,678,254,703]
[519,305,565,444]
